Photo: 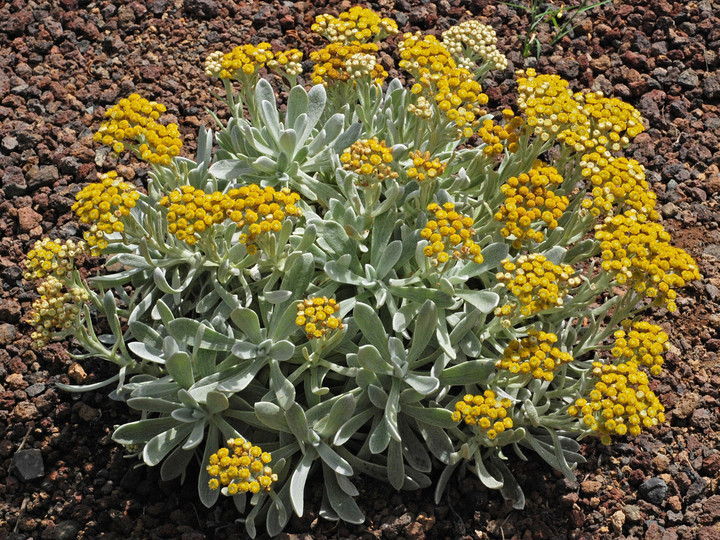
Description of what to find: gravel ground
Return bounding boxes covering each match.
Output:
[1,0,719,538]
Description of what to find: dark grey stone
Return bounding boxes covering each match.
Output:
[12,448,45,481]
[639,477,667,505]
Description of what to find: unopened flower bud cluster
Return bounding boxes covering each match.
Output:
[27,276,89,347]
[23,238,86,280]
[441,20,508,71]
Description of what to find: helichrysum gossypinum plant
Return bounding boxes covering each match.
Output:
[22,6,702,537]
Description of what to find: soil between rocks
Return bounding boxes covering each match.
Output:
[1,0,719,539]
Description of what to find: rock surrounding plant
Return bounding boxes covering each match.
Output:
[23,7,701,537]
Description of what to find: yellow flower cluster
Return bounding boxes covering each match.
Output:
[441,20,507,71]
[451,391,513,440]
[311,7,398,43]
[159,186,230,246]
[569,361,665,445]
[406,150,447,182]
[495,254,581,318]
[205,45,304,80]
[516,70,644,153]
[399,32,457,84]
[340,137,398,184]
[310,42,387,86]
[477,109,523,156]
[93,94,181,166]
[72,171,140,236]
[494,161,568,248]
[207,42,269,78]
[595,210,702,311]
[420,202,483,265]
[23,238,86,280]
[207,438,277,495]
[496,328,573,381]
[612,320,669,377]
[580,154,658,220]
[266,49,304,78]
[400,33,489,135]
[159,184,302,251]
[27,276,89,348]
[574,91,644,151]
[516,69,584,142]
[295,297,343,339]
[227,185,302,254]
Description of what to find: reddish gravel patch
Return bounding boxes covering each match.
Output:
[1,0,719,539]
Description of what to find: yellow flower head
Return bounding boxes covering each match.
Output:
[421,201,482,267]
[23,238,86,280]
[494,254,581,319]
[452,390,514,440]
[494,160,569,249]
[207,438,277,494]
[296,296,343,339]
[569,360,665,444]
[496,328,573,381]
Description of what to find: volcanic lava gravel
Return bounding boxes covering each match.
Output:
[1,0,719,538]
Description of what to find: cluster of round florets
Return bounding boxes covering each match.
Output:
[576,91,645,148]
[478,109,523,156]
[72,171,139,236]
[452,391,514,440]
[407,95,433,119]
[226,185,302,254]
[406,150,447,182]
[516,69,586,142]
[612,320,669,377]
[441,20,507,71]
[340,138,397,184]
[23,238,86,280]
[595,210,702,311]
[311,7,398,43]
[159,186,230,246]
[208,43,273,79]
[206,46,303,80]
[266,49,304,78]
[310,42,387,86]
[569,361,665,445]
[295,297,343,339]
[207,438,277,495]
[93,94,181,165]
[27,276,89,348]
[580,154,658,220]
[399,33,457,84]
[420,202,483,266]
[495,254,581,318]
[494,161,568,248]
[496,328,573,381]
[434,69,488,135]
